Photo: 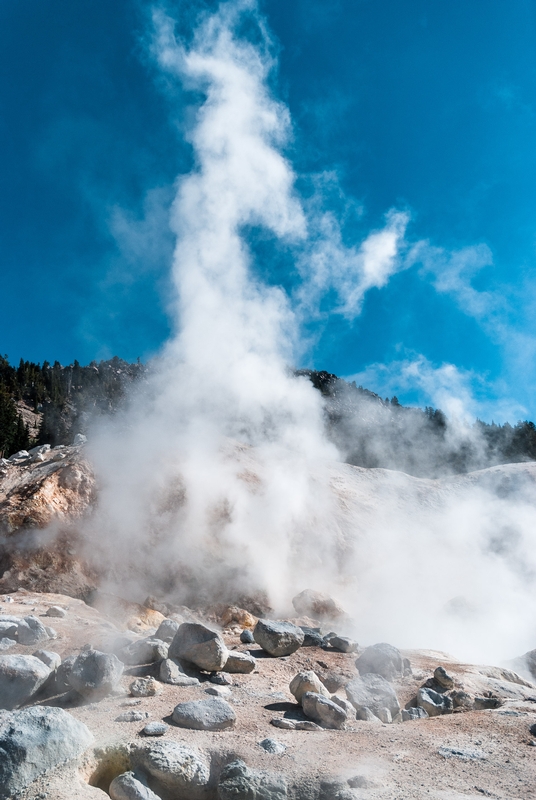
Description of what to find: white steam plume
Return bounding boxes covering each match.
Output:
[79,0,536,666]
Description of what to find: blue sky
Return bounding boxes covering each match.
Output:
[2,0,536,422]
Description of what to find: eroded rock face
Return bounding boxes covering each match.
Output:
[0,706,93,800]
[169,623,228,672]
[253,619,304,657]
[218,759,287,800]
[130,741,211,798]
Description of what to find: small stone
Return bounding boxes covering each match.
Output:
[270,717,296,730]
[434,666,454,690]
[225,651,256,674]
[45,607,66,619]
[402,707,429,721]
[129,678,160,697]
[120,699,142,707]
[295,720,322,730]
[239,629,254,644]
[141,722,168,737]
[115,711,149,723]
[329,636,358,654]
[205,685,231,697]
[290,670,330,704]
[258,738,286,754]
[253,619,304,657]
[159,659,199,686]
[301,691,347,729]
[172,698,236,730]
[417,687,453,717]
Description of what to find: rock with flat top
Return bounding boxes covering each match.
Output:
[168,623,228,671]
[253,619,304,657]
[225,651,256,673]
[172,697,236,731]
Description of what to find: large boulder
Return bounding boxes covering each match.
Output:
[355,643,404,681]
[301,691,347,729]
[130,741,210,798]
[253,619,304,657]
[68,649,123,700]
[289,670,330,704]
[0,655,51,710]
[218,759,287,800]
[346,673,401,720]
[109,771,162,800]
[169,623,228,672]
[16,615,49,646]
[155,618,181,643]
[172,698,236,731]
[225,651,256,674]
[0,706,93,800]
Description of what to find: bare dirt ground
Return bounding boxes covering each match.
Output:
[2,589,535,800]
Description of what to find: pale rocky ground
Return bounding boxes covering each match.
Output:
[1,589,535,800]
[2,448,536,798]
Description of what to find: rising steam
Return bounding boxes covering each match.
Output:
[83,0,536,666]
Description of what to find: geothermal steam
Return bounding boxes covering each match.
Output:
[85,1,536,665]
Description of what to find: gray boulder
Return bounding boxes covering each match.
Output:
[253,619,304,657]
[355,643,404,681]
[45,606,67,618]
[172,697,236,730]
[0,706,93,800]
[17,615,49,646]
[258,738,286,754]
[289,670,330,704]
[142,722,168,737]
[346,673,401,719]
[329,636,358,653]
[109,771,162,800]
[240,629,254,644]
[417,687,453,716]
[155,619,181,643]
[225,651,256,674]
[301,691,347,729]
[169,623,228,672]
[218,759,287,800]
[120,638,169,666]
[131,741,210,797]
[68,649,123,700]
[0,655,51,710]
[159,658,199,686]
[300,627,324,647]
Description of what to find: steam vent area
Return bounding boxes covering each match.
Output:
[0,442,535,800]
